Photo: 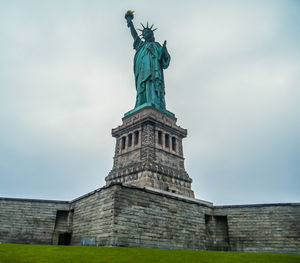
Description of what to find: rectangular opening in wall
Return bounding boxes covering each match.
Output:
[53,210,72,245]
[158,131,162,145]
[58,232,72,245]
[121,136,126,149]
[205,214,213,235]
[134,131,139,145]
[172,137,176,151]
[214,215,230,251]
[205,214,212,225]
[54,210,69,229]
[128,134,132,147]
[165,134,170,148]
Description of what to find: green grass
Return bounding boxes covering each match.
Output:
[0,244,299,263]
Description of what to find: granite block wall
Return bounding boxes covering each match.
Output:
[1,185,299,253]
[110,184,213,249]
[100,184,300,253]
[70,186,116,246]
[0,198,69,244]
[214,204,300,254]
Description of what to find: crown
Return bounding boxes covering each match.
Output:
[137,22,157,37]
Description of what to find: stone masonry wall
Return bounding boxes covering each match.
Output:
[111,184,213,249]
[1,185,299,253]
[70,186,116,246]
[214,204,300,254]
[0,198,69,244]
[105,184,300,253]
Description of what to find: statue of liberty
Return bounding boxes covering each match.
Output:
[125,11,171,113]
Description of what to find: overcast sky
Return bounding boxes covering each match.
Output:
[0,0,299,205]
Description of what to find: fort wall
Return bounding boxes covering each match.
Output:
[111,184,213,249]
[214,204,300,254]
[70,186,115,246]
[0,184,299,253]
[110,185,300,253]
[0,197,69,244]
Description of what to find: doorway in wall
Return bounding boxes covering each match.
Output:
[58,232,72,245]
[205,214,230,251]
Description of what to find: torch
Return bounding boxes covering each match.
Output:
[125,10,134,27]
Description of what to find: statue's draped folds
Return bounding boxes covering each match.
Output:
[133,37,170,110]
[125,11,171,114]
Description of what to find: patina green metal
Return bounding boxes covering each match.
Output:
[124,11,174,117]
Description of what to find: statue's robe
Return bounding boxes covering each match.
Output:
[133,37,170,110]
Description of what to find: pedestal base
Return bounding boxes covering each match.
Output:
[106,106,194,198]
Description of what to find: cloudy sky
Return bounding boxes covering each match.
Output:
[0,0,299,205]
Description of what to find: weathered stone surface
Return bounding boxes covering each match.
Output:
[0,198,69,244]
[103,185,300,253]
[0,185,299,254]
[105,106,194,198]
[214,204,300,253]
[70,186,115,246]
[111,184,211,249]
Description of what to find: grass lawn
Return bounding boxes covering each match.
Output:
[0,244,299,263]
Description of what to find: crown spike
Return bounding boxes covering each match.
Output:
[140,23,145,29]
[153,28,158,31]
[137,28,143,32]
[147,21,149,28]
[150,24,154,29]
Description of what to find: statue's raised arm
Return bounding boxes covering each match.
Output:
[125,10,138,41]
[125,10,171,113]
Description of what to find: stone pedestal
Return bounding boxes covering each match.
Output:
[105,106,194,198]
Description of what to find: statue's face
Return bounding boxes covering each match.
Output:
[143,29,154,42]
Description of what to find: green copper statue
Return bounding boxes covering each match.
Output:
[125,10,171,112]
